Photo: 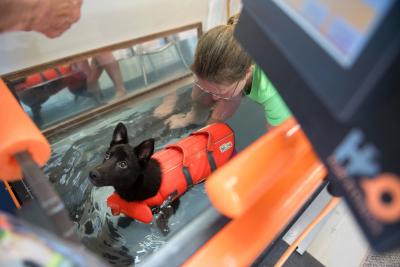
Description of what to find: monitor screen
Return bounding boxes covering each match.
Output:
[273,0,394,68]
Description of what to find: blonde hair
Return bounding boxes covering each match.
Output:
[191,14,251,84]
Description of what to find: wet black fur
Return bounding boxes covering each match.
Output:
[89,122,161,202]
[89,122,179,231]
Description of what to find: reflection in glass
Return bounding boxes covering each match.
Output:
[5,27,198,129]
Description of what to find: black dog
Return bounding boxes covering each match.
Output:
[89,122,179,233]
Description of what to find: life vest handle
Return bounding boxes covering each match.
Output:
[165,144,188,165]
[191,131,213,151]
[190,132,218,172]
[190,129,222,172]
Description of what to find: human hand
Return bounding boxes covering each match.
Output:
[153,93,178,119]
[165,113,194,129]
[154,101,175,119]
[31,0,83,38]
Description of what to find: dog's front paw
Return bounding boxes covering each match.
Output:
[117,216,134,228]
[155,211,170,235]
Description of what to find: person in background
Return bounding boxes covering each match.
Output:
[71,52,127,99]
[0,0,82,38]
[155,14,292,130]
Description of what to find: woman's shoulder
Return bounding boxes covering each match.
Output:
[250,65,278,101]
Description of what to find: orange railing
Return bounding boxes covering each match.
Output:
[185,118,327,266]
[2,180,21,209]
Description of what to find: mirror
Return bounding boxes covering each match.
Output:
[2,25,200,130]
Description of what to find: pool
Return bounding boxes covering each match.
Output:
[43,81,266,266]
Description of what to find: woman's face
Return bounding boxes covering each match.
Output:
[194,77,246,101]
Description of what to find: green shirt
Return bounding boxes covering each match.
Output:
[246,65,292,126]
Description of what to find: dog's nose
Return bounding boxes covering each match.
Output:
[89,170,100,180]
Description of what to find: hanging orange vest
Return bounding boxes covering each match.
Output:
[25,66,72,87]
[14,65,85,92]
[107,123,235,223]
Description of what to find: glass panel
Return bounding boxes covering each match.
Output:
[4,27,199,129]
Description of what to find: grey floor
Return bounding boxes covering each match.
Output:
[362,249,400,267]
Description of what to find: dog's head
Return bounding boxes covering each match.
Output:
[89,122,155,188]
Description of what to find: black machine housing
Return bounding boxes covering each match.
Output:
[236,0,400,252]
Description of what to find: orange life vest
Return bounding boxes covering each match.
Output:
[107,123,235,223]
[26,66,71,87]
[14,65,84,91]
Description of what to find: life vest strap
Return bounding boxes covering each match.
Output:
[207,151,217,172]
[39,72,48,82]
[160,191,178,209]
[183,166,193,187]
[54,67,63,77]
[151,191,178,214]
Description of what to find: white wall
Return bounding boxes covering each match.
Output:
[307,202,369,267]
[0,0,210,75]
[206,0,243,29]
[0,0,243,75]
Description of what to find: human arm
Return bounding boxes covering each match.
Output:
[247,65,292,129]
[165,85,243,128]
[262,92,292,128]
[165,100,210,129]
[0,0,82,38]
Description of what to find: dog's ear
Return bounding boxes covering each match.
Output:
[110,122,129,147]
[134,139,155,165]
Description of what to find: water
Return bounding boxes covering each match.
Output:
[43,86,213,266]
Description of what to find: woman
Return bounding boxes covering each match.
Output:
[156,15,291,129]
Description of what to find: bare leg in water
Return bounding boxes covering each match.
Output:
[70,60,103,102]
[153,92,178,118]
[92,52,127,98]
[71,52,127,101]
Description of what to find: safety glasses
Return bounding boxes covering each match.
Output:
[193,78,242,100]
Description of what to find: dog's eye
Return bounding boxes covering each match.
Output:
[117,161,128,169]
[104,152,110,160]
